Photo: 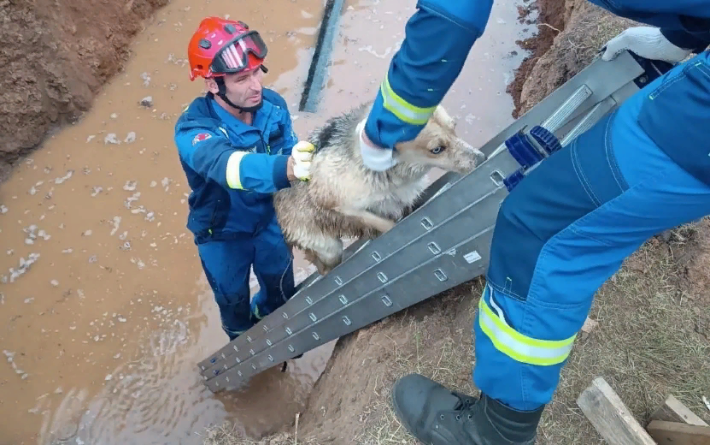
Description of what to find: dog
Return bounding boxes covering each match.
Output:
[273,102,486,276]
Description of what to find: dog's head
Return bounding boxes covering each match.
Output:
[393,106,485,174]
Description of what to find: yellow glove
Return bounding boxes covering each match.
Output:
[292,141,315,181]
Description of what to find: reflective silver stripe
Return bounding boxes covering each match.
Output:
[478,296,576,366]
[226,151,249,189]
[380,74,437,125]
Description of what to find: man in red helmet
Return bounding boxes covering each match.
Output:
[174,17,315,341]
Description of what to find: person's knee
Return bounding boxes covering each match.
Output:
[491,190,542,260]
[496,192,530,235]
[487,184,555,301]
[199,239,253,293]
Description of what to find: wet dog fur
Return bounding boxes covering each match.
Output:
[273,102,485,275]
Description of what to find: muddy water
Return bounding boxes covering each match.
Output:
[0,0,532,443]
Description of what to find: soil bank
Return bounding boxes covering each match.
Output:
[0,0,169,182]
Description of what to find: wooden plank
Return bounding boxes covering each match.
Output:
[577,377,656,445]
[650,395,709,427]
[647,420,710,445]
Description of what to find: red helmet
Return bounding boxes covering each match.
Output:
[187,17,268,81]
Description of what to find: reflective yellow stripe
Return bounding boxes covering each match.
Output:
[478,295,576,366]
[252,305,263,320]
[381,73,437,125]
[226,151,249,189]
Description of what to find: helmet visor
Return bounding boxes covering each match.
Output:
[211,31,267,74]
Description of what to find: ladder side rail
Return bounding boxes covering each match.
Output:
[244,214,501,375]
[402,51,646,217]
[485,51,644,158]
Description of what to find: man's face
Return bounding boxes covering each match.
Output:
[207,66,264,108]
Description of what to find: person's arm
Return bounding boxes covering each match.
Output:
[661,14,710,54]
[588,0,710,61]
[359,0,494,170]
[175,127,291,193]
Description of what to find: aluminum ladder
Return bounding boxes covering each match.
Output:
[196,50,673,392]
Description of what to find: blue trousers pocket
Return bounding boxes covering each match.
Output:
[637,55,710,185]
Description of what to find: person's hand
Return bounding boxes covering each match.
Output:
[356,118,398,172]
[601,26,692,63]
[288,141,315,182]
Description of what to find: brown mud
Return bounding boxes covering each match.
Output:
[0,0,533,443]
[207,0,710,444]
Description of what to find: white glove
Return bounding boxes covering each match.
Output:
[292,140,315,181]
[356,119,398,172]
[601,26,692,63]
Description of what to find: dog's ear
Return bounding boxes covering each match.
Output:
[432,106,456,131]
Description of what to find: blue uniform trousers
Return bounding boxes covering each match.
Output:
[198,216,295,340]
[474,52,710,411]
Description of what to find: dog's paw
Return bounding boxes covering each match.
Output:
[379,219,396,232]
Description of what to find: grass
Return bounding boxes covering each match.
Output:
[538,222,710,444]
[344,223,710,445]
[351,286,482,445]
[201,422,319,445]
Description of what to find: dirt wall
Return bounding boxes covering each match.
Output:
[0,0,168,182]
[205,0,710,443]
[508,0,636,117]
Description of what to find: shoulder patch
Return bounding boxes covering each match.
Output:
[192,132,212,146]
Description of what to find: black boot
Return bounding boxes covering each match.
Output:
[391,373,544,444]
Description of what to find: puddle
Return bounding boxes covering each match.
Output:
[0,0,532,443]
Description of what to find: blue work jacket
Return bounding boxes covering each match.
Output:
[174,88,298,243]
